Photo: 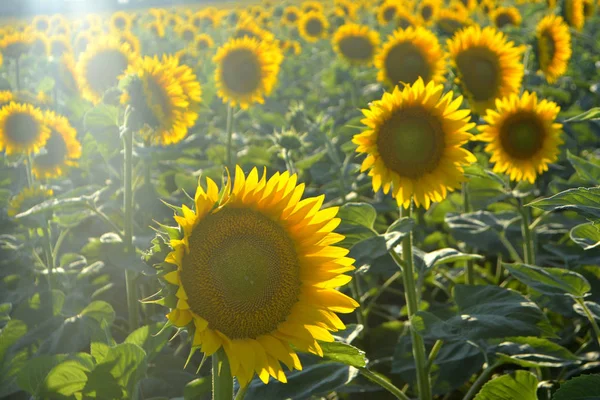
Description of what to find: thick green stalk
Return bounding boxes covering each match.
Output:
[123,127,139,330]
[463,362,503,400]
[43,220,55,312]
[212,349,233,400]
[359,369,410,400]
[519,202,535,265]
[576,298,600,348]
[462,182,475,284]
[15,56,21,90]
[225,104,234,171]
[233,384,248,400]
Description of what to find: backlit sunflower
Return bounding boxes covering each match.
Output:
[0,102,50,155]
[49,14,67,30]
[375,27,446,88]
[298,12,329,42]
[353,78,476,209]
[214,37,282,110]
[396,9,420,30]
[193,34,215,52]
[74,32,91,54]
[437,7,472,35]
[491,6,522,28]
[31,15,51,33]
[32,110,81,179]
[563,0,585,30]
[0,32,33,59]
[147,21,166,38]
[536,15,571,83]
[478,91,562,183]
[302,1,325,13]
[122,55,202,146]
[332,24,380,65]
[419,0,441,25]
[55,54,79,94]
[117,31,141,54]
[49,35,72,57]
[177,24,197,42]
[51,21,71,37]
[448,25,525,115]
[110,11,132,31]
[282,6,301,25]
[234,18,275,43]
[158,166,358,387]
[76,36,138,104]
[30,32,49,55]
[377,1,400,25]
[190,9,220,29]
[7,186,54,217]
[165,13,184,30]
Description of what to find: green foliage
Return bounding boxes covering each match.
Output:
[474,371,539,400]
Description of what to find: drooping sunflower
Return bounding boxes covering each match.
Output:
[193,34,215,52]
[536,15,571,83]
[437,7,472,35]
[447,25,525,115]
[110,11,133,31]
[298,11,330,42]
[332,24,380,65]
[563,0,585,30]
[0,102,51,155]
[335,0,358,20]
[214,37,282,110]
[49,35,72,57]
[49,14,68,30]
[396,8,421,30]
[491,6,522,28]
[158,166,358,387]
[51,21,71,37]
[377,1,400,25]
[282,6,301,25]
[32,110,81,179]
[121,55,202,146]
[353,78,476,209]
[31,15,51,33]
[76,36,138,104]
[7,186,54,217]
[375,27,446,88]
[478,91,562,183]
[0,32,33,59]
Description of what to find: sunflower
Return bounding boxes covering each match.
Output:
[48,35,72,57]
[377,1,400,25]
[418,0,440,25]
[563,0,585,30]
[76,36,138,104]
[282,6,301,25]
[110,11,133,31]
[0,102,51,155]
[190,9,220,29]
[234,18,275,43]
[583,0,596,16]
[147,21,166,38]
[55,54,79,94]
[193,34,215,52]
[0,91,13,106]
[478,91,562,183]
[28,32,49,56]
[332,24,380,65]
[31,15,51,33]
[535,15,571,83]
[158,166,358,387]
[396,8,420,30]
[177,24,198,42]
[32,111,81,179]
[74,32,91,54]
[51,21,71,37]
[281,40,302,56]
[117,31,141,54]
[480,0,496,14]
[437,7,472,35]
[447,25,525,115]
[7,186,54,217]
[165,13,185,30]
[0,32,33,59]
[298,12,329,42]
[491,6,522,28]
[302,1,325,13]
[49,14,67,29]
[353,78,476,209]
[214,37,282,110]
[335,0,358,19]
[458,0,478,11]
[375,27,446,88]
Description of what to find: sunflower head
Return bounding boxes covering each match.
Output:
[563,0,585,30]
[110,11,133,31]
[234,18,275,43]
[353,78,477,209]
[0,102,51,156]
[535,15,571,83]
[298,11,330,42]
[491,6,522,28]
[377,2,400,25]
[418,0,440,23]
[117,31,141,54]
[213,37,282,110]
[375,27,446,88]
[395,9,420,30]
[281,40,302,56]
[147,21,166,38]
[29,32,49,56]
[302,0,325,13]
[74,32,91,54]
[437,7,472,35]
[447,25,525,115]
[332,24,380,65]
[478,91,563,183]
[480,0,496,14]
[0,32,33,59]
[49,35,72,58]
[154,166,357,387]
[32,15,51,33]
[193,34,215,52]
[178,24,198,42]
[282,6,301,25]
[7,186,54,218]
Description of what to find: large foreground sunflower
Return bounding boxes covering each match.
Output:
[76,36,138,104]
[214,37,282,110]
[32,110,81,179]
[536,15,571,83]
[448,25,525,115]
[332,24,380,65]
[159,166,358,386]
[353,78,476,209]
[375,27,446,88]
[298,11,329,42]
[478,91,562,183]
[0,102,50,155]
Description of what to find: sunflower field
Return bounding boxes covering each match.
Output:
[1,0,600,398]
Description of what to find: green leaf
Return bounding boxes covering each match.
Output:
[321,342,367,368]
[528,187,600,220]
[474,370,538,400]
[383,217,415,249]
[183,377,211,400]
[503,263,591,298]
[423,248,484,269]
[567,151,600,184]
[564,108,600,122]
[17,355,67,396]
[553,374,600,400]
[44,356,92,397]
[80,301,116,325]
[84,104,119,135]
[495,337,580,368]
[0,320,26,363]
[338,202,377,230]
[574,301,600,321]
[125,323,172,362]
[571,222,600,250]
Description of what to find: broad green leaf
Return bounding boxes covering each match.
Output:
[321,342,367,368]
[383,217,414,249]
[125,323,172,362]
[423,248,484,269]
[495,337,580,368]
[474,370,538,400]
[17,355,67,396]
[0,320,26,363]
[445,211,519,254]
[80,301,116,325]
[528,187,600,220]
[567,151,600,184]
[44,357,92,397]
[83,104,119,135]
[571,222,600,250]
[574,301,600,321]
[552,374,600,400]
[564,108,600,122]
[183,377,211,400]
[503,263,591,298]
[337,203,378,247]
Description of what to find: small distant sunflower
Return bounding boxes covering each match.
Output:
[51,21,71,37]
[282,6,301,25]
[448,25,525,115]
[0,91,13,106]
[48,35,72,57]
[158,166,358,387]
[190,9,220,29]
[74,32,91,53]
[377,2,400,25]
[76,36,138,104]
[332,24,380,65]
[234,19,275,43]
[165,13,184,30]
[49,14,67,29]
[458,0,478,11]
[147,21,166,38]
[353,78,476,209]
[178,24,198,42]
[336,0,358,20]
[396,9,420,30]
[193,34,215,52]
[31,15,51,33]
[536,15,571,83]
[583,0,596,17]
[418,0,440,25]
[563,0,585,30]
[480,0,496,14]
[281,40,302,56]
[32,110,81,179]
[0,32,33,59]
[29,32,49,56]
[491,6,522,28]
[117,31,141,54]
[375,27,446,88]
[214,37,282,110]
[0,102,50,155]
[298,12,329,42]
[110,11,133,31]
[437,7,472,35]
[302,1,324,13]
[478,91,562,183]
[7,186,54,217]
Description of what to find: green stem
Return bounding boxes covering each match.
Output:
[462,182,475,284]
[399,202,431,400]
[427,340,444,371]
[463,362,503,400]
[212,349,233,400]
[519,201,535,265]
[359,369,410,400]
[349,277,366,333]
[225,104,234,171]
[123,127,139,330]
[576,298,600,348]
[42,220,54,312]
[25,154,34,188]
[234,384,248,400]
[15,56,21,90]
